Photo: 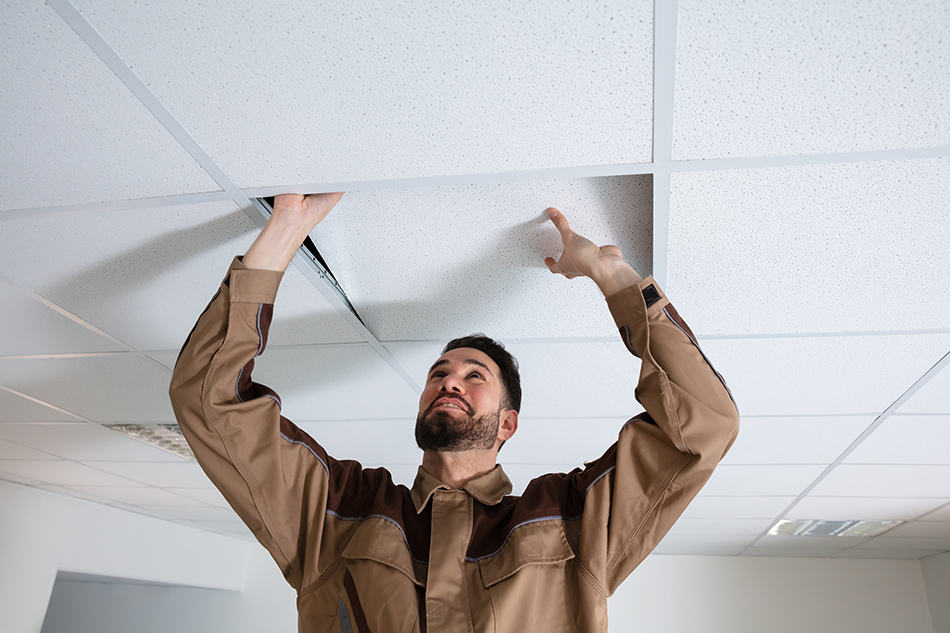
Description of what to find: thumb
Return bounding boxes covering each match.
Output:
[544,256,559,273]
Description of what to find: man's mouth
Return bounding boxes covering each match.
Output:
[432,398,468,413]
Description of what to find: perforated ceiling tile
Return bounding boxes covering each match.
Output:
[0,355,174,423]
[673,0,950,159]
[0,285,124,355]
[700,333,950,416]
[811,464,950,498]
[311,176,651,341]
[787,496,948,522]
[679,496,796,520]
[899,363,950,413]
[0,422,186,462]
[700,464,826,496]
[667,159,950,335]
[0,1,218,211]
[0,200,359,350]
[843,415,950,465]
[720,416,871,466]
[295,420,421,467]
[71,1,654,186]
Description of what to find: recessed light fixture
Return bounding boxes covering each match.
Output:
[767,518,903,537]
[105,424,193,460]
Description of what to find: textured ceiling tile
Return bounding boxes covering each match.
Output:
[252,345,418,421]
[0,355,174,423]
[887,521,950,539]
[665,517,774,536]
[0,1,218,210]
[679,495,796,520]
[296,420,421,466]
[651,534,753,556]
[0,388,80,422]
[721,416,871,465]
[315,176,651,340]
[386,339,645,420]
[700,464,826,496]
[0,285,124,355]
[857,535,950,551]
[0,460,139,486]
[787,496,947,522]
[83,460,210,488]
[71,0,654,186]
[832,548,943,560]
[0,422,185,462]
[0,200,358,350]
[811,464,950,498]
[673,0,950,158]
[843,415,950,465]
[899,364,950,413]
[667,160,950,335]
[701,333,950,415]
[500,418,628,468]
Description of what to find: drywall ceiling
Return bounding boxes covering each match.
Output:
[0,0,948,560]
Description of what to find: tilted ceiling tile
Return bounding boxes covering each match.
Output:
[786,496,947,522]
[810,464,950,498]
[0,200,359,350]
[887,521,950,539]
[0,422,186,462]
[71,1,654,186]
[0,2,217,211]
[251,345,419,422]
[700,333,950,416]
[313,176,651,340]
[843,415,950,465]
[0,285,124,355]
[0,355,174,423]
[721,416,872,466]
[0,389,80,422]
[667,160,950,335]
[673,0,950,158]
[899,364,950,413]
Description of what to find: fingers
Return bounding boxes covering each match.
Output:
[544,256,559,273]
[546,207,572,237]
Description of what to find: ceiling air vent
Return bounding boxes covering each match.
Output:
[767,519,903,537]
[105,424,193,460]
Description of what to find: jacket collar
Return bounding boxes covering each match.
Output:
[411,462,512,514]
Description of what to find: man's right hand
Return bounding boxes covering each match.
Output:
[243,192,345,272]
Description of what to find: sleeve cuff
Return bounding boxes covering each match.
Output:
[604,275,671,329]
[226,255,285,303]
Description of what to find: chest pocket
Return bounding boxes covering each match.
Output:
[341,518,427,588]
[477,519,575,586]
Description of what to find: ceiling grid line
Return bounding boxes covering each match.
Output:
[738,349,950,554]
[650,0,678,288]
[43,0,420,394]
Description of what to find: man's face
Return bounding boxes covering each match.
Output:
[415,347,507,452]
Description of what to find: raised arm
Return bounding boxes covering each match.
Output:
[543,206,740,595]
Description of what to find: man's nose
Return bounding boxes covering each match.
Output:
[439,374,463,392]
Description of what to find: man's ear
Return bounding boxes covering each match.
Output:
[499,409,518,442]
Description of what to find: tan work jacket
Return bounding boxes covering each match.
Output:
[169,256,740,633]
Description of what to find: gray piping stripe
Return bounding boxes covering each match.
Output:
[327,510,429,566]
[586,464,615,493]
[337,598,355,633]
[234,367,244,402]
[466,514,579,562]
[279,432,330,476]
[662,306,738,409]
[264,393,281,409]
[255,303,265,356]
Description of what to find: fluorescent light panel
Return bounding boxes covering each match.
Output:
[105,424,193,460]
[768,518,903,538]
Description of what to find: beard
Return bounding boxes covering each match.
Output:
[415,403,501,452]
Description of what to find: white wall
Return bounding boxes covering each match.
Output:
[0,480,251,633]
[922,551,950,633]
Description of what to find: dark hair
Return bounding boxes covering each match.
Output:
[442,333,521,452]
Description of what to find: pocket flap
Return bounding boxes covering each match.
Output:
[477,520,575,587]
[341,519,427,588]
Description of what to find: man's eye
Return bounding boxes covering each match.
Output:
[469,372,482,379]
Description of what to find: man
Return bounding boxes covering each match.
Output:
[169,192,740,633]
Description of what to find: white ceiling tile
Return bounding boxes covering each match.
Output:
[832,548,944,560]
[678,495,796,520]
[899,364,950,413]
[722,416,871,465]
[311,176,651,340]
[700,334,950,416]
[744,548,841,558]
[0,422,186,462]
[752,534,868,551]
[296,420,421,467]
[0,2,217,211]
[843,415,950,465]
[83,461,211,488]
[63,485,207,507]
[499,463,581,497]
[886,521,950,539]
[0,389,81,422]
[165,486,230,508]
[856,536,950,551]
[140,506,239,522]
[668,160,950,335]
[252,345,418,421]
[0,200,358,350]
[665,517,773,536]
[810,465,950,498]
[71,1,654,186]
[673,1,950,158]
[0,355,173,422]
[0,460,139,486]
[0,438,57,460]
[787,496,948,522]
[386,339,646,420]
[921,504,950,522]
[652,534,753,556]
[0,285,123,355]
[699,465,826,496]
[499,418,632,468]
